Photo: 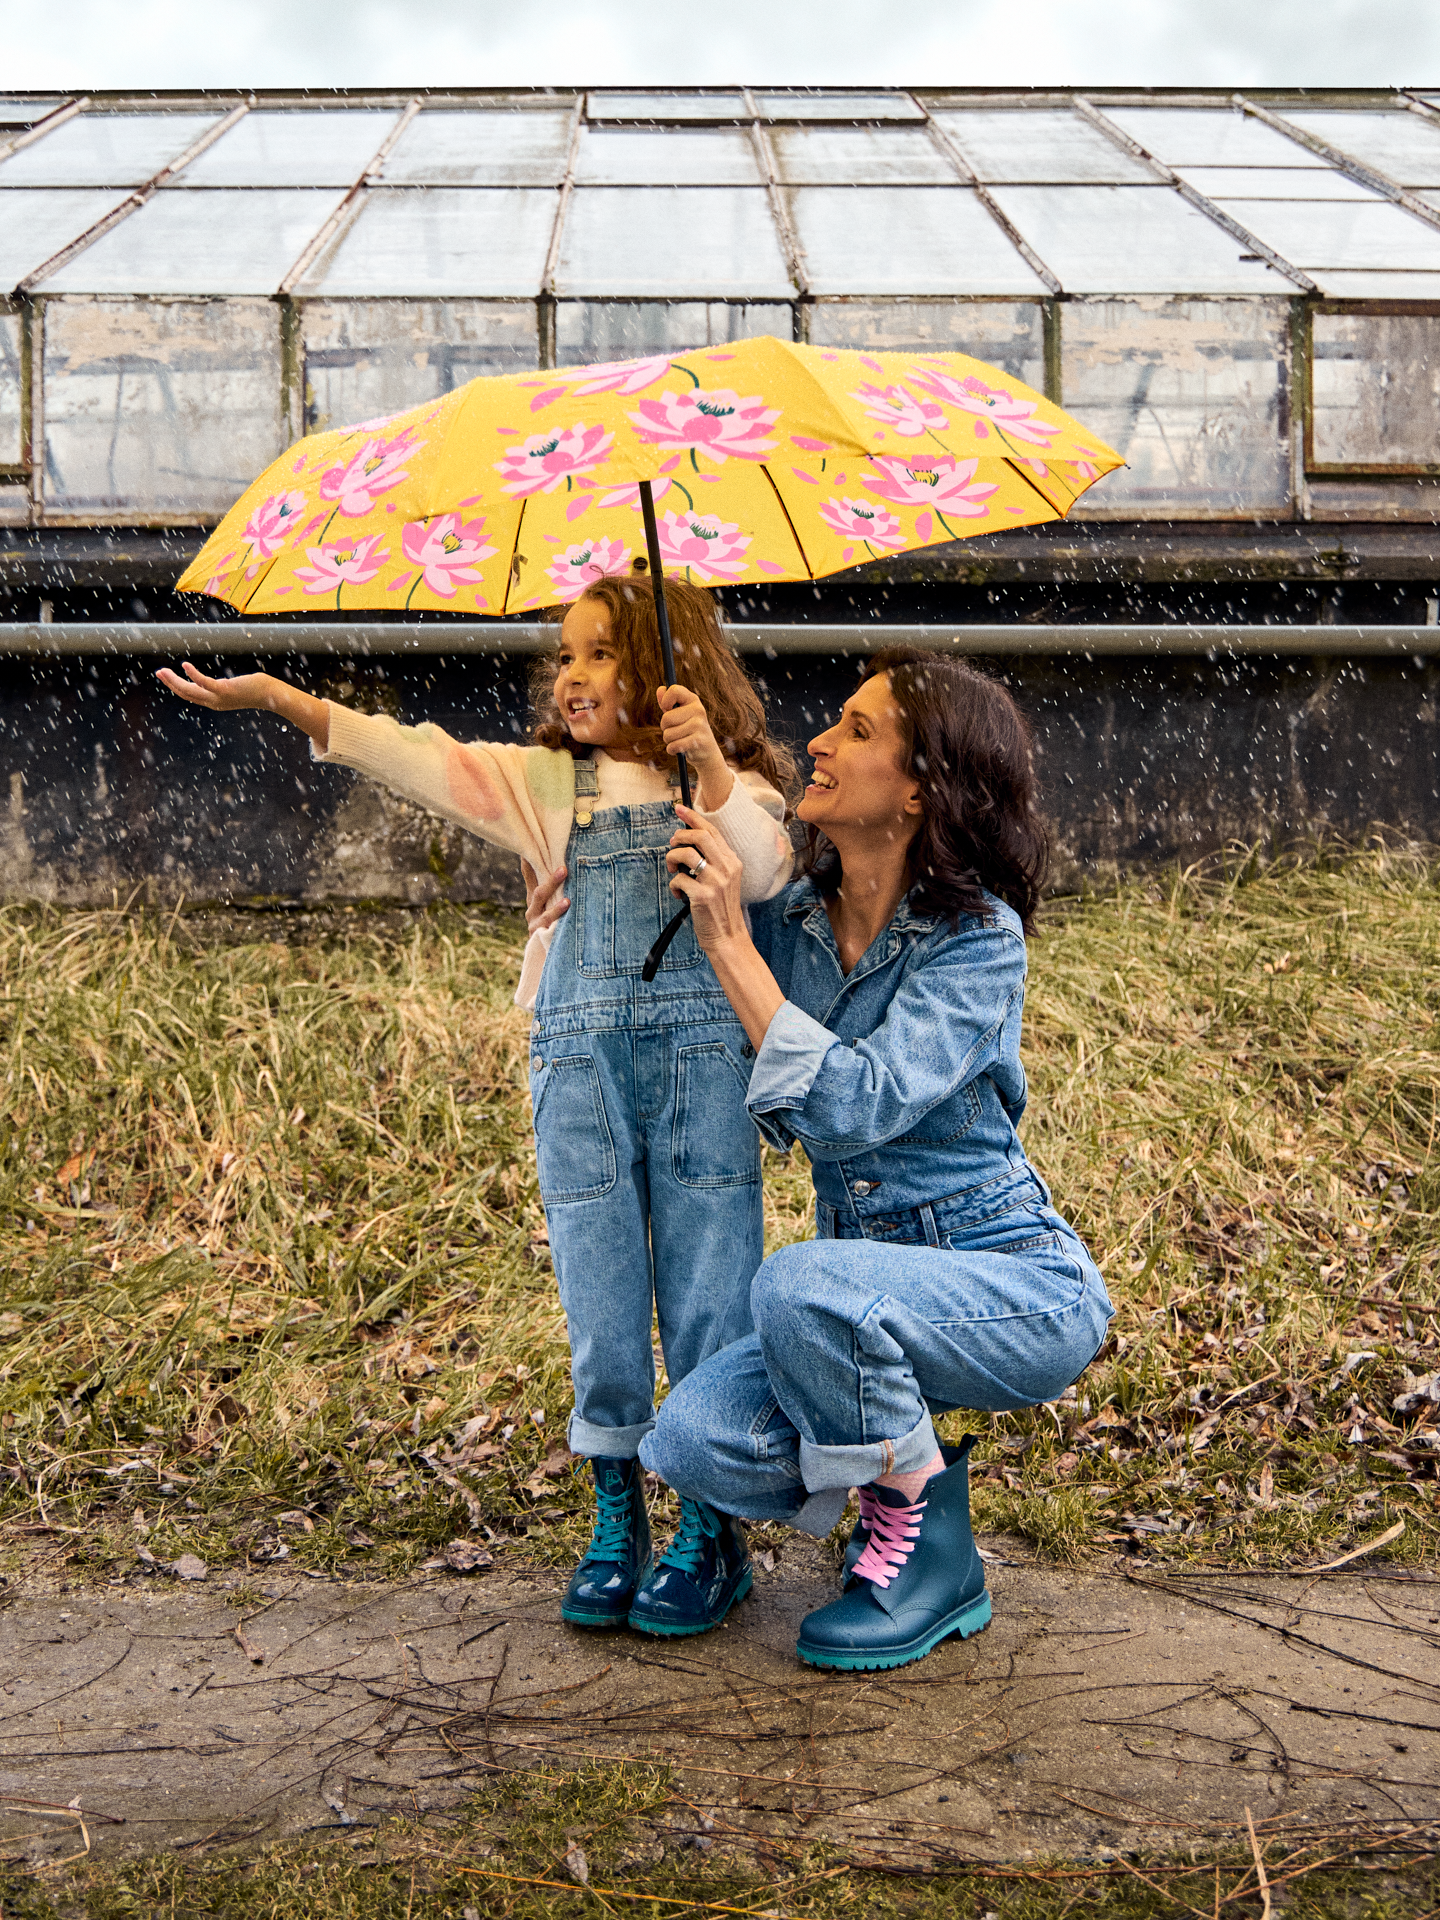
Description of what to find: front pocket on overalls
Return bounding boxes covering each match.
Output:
[575,849,702,978]
[672,1041,761,1188]
[531,1054,617,1204]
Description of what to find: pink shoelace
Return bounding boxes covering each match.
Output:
[851,1495,926,1588]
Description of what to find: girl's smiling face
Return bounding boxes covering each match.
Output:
[554,598,626,749]
[798,672,923,839]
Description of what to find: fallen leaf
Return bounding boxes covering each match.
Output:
[422,1539,493,1574]
[171,1553,208,1582]
[563,1840,590,1886]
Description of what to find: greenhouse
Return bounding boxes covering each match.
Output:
[0,88,1437,899]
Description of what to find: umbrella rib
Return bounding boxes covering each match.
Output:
[1003,455,1073,518]
[757,465,815,581]
[501,498,529,617]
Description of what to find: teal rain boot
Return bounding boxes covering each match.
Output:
[561,1457,652,1628]
[627,1496,752,1637]
[798,1438,990,1672]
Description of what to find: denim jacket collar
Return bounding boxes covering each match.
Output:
[781,875,943,938]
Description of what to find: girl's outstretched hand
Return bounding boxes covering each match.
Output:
[156,663,276,710]
[155,663,331,749]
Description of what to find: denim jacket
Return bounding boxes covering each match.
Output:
[746,877,1038,1226]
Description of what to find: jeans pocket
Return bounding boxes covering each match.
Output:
[672,1040,760,1189]
[532,1054,617,1204]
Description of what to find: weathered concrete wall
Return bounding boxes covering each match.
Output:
[0,647,1434,907]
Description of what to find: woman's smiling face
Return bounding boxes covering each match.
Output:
[798,672,923,840]
[553,598,625,748]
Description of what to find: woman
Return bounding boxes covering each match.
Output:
[529,648,1114,1669]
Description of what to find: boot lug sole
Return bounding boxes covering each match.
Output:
[796,1590,991,1671]
[628,1568,753,1637]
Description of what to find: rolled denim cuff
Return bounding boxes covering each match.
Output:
[797,1408,939,1493]
[788,1485,850,1539]
[748,1001,840,1117]
[568,1410,655,1459]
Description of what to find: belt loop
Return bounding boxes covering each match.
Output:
[919,1203,940,1249]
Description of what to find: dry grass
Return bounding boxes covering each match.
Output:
[0,848,1436,1585]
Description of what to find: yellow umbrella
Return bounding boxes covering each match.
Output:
[177,334,1121,617]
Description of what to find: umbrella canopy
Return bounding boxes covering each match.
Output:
[177,335,1122,615]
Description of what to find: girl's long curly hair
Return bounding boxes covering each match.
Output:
[531,575,796,803]
[803,648,1050,934]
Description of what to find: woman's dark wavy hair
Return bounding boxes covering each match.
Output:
[803,648,1050,934]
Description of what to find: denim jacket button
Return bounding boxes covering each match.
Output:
[531,1054,544,1071]
[741,1042,755,1058]
[853,1179,875,1196]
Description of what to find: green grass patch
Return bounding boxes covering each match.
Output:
[0,848,1436,1584]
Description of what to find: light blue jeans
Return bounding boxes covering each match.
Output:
[640,1168,1113,1535]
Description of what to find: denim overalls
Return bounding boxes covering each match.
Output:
[528,756,764,1459]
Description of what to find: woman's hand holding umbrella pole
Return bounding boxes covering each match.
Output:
[666,807,784,1053]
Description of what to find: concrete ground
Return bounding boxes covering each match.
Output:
[2,1539,1437,1875]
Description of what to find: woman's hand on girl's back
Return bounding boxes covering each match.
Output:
[522,860,570,936]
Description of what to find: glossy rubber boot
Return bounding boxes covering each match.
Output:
[797,1437,990,1672]
[628,1496,753,1637]
[561,1457,652,1628]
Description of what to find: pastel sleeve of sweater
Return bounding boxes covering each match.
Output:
[699,769,794,904]
[314,704,576,880]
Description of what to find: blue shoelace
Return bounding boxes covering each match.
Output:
[658,1496,720,1575]
[584,1481,635,1562]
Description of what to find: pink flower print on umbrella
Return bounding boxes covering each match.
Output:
[656,509,752,582]
[849,383,948,439]
[907,368,1059,449]
[494,422,615,497]
[242,490,308,570]
[545,535,632,600]
[400,515,497,599]
[319,432,421,517]
[597,477,673,511]
[863,455,998,520]
[294,535,389,599]
[629,389,779,464]
[818,496,907,552]
[562,354,671,396]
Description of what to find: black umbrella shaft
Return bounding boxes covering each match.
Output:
[639,481,691,811]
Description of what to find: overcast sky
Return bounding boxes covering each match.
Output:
[6,0,1438,91]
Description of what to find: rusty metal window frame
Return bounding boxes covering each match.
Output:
[1303,297,1440,476]
[0,296,28,484]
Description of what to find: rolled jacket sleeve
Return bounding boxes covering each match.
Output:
[747,926,1026,1160]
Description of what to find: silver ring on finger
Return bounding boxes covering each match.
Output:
[688,855,708,877]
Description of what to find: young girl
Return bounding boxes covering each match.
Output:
[157,574,794,1636]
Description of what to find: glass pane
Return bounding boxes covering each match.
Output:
[575,128,760,186]
[1281,109,1440,187]
[182,109,399,187]
[37,188,345,293]
[555,188,793,297]
[756,92,924,122]
[383,107,575,186]
[1105,108,1326,169]
[0,99,63,129]
[784,186,1045,294]
[556,300,792,362]
[1311,311,1440,466]
[1178,165,1377,201]
[0,188,125,285]
[986,185,1294,292]
[0,311,21,464]
[303,299,539,431]
[588,93,747,123]
[298,188,557,296]
[1309,268,1440,296]
[930,108,1153,183]
[1061,297,1292,515]
[42,296,283,513]
[1212,198,1440,271]
[807,299,1046,388]
[0,484,27,522]
[769,125,954,185]
[0,112,221,186]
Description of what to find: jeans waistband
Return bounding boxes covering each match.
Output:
[817,1167,1050,1243]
